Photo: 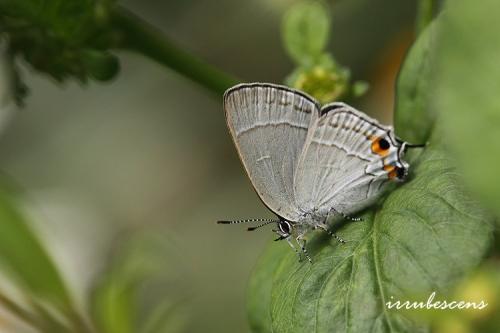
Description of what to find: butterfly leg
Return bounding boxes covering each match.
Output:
[273,228,301,259]
[285,237,301,260]
[296,236,312,263]
[272,229,286,241]
[316,224,346,244]
[329,207,363,222]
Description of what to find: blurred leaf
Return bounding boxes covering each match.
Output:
[248,141,493,332]
[91,232,186,333]
[415,0,436,35]
[408,261,500,333]
[140,300,186,333]
[282,2,368,104]
[432,0,500,221]
[0,292,39,328]
[91,238,149,333]
[395,19,438,144]
[0,190,73,313]
[286,61,350,104]
[92,273,137,333]
[32,301,75,333]
[0,290,75,333]
[352,81,369,97]
[282,1,330,66]
[285,53,360,104]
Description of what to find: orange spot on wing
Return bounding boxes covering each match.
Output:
[383,165,395,172]
[388,169,398,179]
[371,137,389,157]
[383,164,398,180]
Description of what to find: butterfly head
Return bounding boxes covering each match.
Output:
[392,135,426,181]
[277,219,293,238]
[217,217,296,241]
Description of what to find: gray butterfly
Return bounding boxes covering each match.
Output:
[218,83,424,262]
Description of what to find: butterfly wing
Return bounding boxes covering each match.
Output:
[294,103,402,218]
[224,83,319,221]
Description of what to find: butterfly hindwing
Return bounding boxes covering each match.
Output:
[293,103,398,218]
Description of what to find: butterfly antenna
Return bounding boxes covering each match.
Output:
[396,137,427,149]
[247,219,277,231]
[217,218,277,227]
[405,142,427,148]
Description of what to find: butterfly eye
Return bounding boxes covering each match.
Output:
[279,220,292,235]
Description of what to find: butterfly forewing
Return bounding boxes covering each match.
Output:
[224,83,319,221]
[293,103,394,217]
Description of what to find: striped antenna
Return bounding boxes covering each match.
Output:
[395,137,427,149]
[247,220,277,231]
[217,218,276,225]
[217,218,278,231]
[405,142,427,148]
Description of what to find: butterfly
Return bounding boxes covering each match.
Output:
[218,83,424,262]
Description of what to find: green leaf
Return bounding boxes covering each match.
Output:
[351,81,369,98]
[394,20,438,144]
[247,143,493,332]
[432,0,500,220]
[423,260,500,332]
[247,242,288,333]
[0,190,73,312]
[91,232,184,333]
[285,53,353,104]
[140,300,186,333]
[90,239,147,333]
[91,273,137,333]
[282,1,331,66]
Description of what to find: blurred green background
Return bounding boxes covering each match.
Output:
[0,0,432,332]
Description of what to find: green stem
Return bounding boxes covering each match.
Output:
[416,0,435,35]
[110,6,239,96]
